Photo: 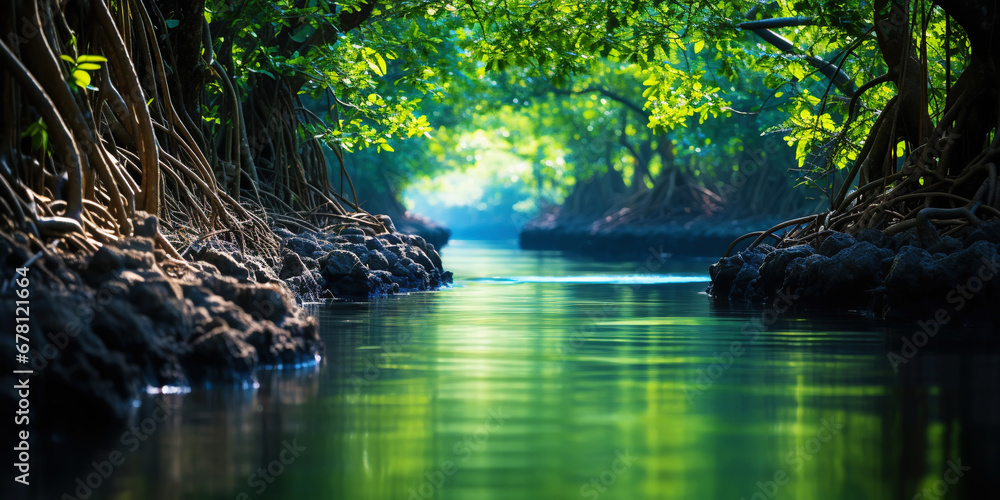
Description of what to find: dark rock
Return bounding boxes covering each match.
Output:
[367,250,391,271]
[279,252,307,279]
[856,229,886,248]
[376,214,396,233]
[927,236,964,255]
[784,242,885,308]
[196,248,251,281]
[709,218,1000,320]
[183,327,258,384]
[243,255,278,284]
[370,270,400,293]
[365,236,386,252]
[884,245,937,297]
[118,236,155,255]
[323,234,347,245]
[301,256,319,271]
[340,226,367,244]
[425,243,443,270]
[406,262,429,286]
[817,232,857,257]
[286,236,320,256]
[128,278,187,327]
[90,294,180,386]
[889,227,921,251]
[340,226,366,237]
[407,234,430,254]
[89,245,125,274]
[244,322,315,367]
[384,243,406,259]
[377,233,404,246]
[330,275,375,298]
[382,249,400,268]
[730,265,759,300]
[284,273,323,301]
[708,246,769,299]
[0,223,346,434]
[132,211,159,238]
[321,250,368,282]
[6,286,137,432]
[235,284,292,324]
[406,247,436,273]
[91,238,157,274]
[756,245,814,297]
[273,227,296,240]
[392,257,415,277]
[708,254,747,299]
[191,261,222,279]
[342,243,370,263]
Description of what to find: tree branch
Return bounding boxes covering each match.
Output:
[743,8,856,96]
[738,16,815,30]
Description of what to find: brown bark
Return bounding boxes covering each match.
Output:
[874,0,933,149]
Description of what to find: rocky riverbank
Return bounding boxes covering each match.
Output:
[708,222,1000,320]
[198,222,452,302]
[0,212,451,433]
[520,209,785,259]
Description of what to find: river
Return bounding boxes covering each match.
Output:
[43,240,997,499]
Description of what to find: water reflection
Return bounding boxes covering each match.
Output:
[31,240,999,500]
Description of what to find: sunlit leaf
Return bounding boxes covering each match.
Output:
[76,54,108,63]
[72,69,91,88]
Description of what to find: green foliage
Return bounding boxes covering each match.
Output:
[205,0,436,153]
[197,1,966,215]
[21,119,48,152]
[58,54,107,90]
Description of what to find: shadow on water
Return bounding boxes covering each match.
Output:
[25,239,1000,500]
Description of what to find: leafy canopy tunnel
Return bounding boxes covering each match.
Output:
[2,0,998,255]
[449,0,1000,248]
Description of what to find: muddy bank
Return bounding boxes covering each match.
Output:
[520,209,784,259]
[0,212,450,433]
[708,222,1000,320]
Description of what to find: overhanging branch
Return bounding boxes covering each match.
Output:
[742,9,857,96]
[738,16,816,30]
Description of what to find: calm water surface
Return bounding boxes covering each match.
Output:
[43,240,1000,499]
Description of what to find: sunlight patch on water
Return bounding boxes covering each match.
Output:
[467,274,710,284]
[145,385,192,395]
[594,317,715,327]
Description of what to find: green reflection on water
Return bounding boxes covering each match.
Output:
[61,240,993,500]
